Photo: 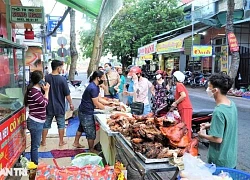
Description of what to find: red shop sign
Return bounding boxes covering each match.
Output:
[24,29,34,40]
[0,108,26,180]
[227,32,239,52]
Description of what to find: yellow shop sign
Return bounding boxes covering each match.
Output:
[192,45,212,57]
[156,39,184,53]
[140,54,153,60]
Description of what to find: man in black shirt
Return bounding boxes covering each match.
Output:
[41,60,74,146]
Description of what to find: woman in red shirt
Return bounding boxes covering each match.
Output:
[171,71,193,140]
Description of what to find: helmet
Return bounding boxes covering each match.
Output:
[128,66,142,76]
[156,70,164,75]
[173,71,185,83]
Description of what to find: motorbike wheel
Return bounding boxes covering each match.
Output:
[190,82,196,88]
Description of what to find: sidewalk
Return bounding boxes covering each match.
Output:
[187,87,250,109]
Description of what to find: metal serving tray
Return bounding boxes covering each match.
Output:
[118,134,169,164]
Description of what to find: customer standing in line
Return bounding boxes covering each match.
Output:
[41,60,74,146]
[125,66,154,115]
[73,70,111,152]
[24,71,50,165]
[117,67,126,103]
[171,71,193,140]
[198,73,238,168]
[103,63,120,99]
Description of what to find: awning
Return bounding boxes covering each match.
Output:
[156,26,210,54]
[56,0,103,17]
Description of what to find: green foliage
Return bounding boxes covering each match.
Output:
[78,20,97,59]
[79,0,185,65]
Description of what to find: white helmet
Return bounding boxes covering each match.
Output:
[173,71,185,83]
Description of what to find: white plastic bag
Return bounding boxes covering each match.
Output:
[180,153,216,180]
[71,155,102,167]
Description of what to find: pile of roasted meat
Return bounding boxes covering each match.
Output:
[102,98,127,112]
[107,113,199,159]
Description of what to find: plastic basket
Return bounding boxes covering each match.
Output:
[178,167,250,180]
[214,167,250,180]
[74,152,104,167]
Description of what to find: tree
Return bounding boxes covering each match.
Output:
[79,0,185,75]
[226,0,240,86]
[103,0,185,68]
[79,21,96,59]
[68,9,78,81]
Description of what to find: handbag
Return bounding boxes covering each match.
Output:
[105,74,117,97]
[130,102,144,115]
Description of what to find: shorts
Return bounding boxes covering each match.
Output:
[43,114,65,129]
[77,111,96,140]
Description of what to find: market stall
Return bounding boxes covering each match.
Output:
[0,38,26,180]
[94,112,180,180]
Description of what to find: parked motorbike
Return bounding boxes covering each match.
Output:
[189,72,211,88]
[183,71,192,85]
[70,80,82,87]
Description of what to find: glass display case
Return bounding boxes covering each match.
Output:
[0,38,25,123]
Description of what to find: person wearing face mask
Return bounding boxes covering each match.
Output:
[41,60,74,147]
[73,70,111,153]
[171,71,193,140]
[124,66,154,115]
[152,70,170,113]
[198,73,238,168]
[103,63,120,99]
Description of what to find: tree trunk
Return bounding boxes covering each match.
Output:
[226,0,240,87]
[87,25,104,77]
[69,9,78,81]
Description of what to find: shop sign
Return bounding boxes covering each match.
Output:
[0,108,26,180]
[139,54,153,60]
[156,39,184,54]
[10,6,44,24]
[227,32,239,52]
[137,42,156,57]
[192,45,212,57]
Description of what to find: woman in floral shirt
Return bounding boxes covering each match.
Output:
[152,70,170,113]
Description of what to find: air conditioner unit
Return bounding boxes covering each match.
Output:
[244,9,250,18]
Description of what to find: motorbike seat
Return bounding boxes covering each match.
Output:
[192,109,213,118]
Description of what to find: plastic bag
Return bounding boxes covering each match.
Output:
[166,112,175,123]
[71,155,102,167]
[180,153,216,180]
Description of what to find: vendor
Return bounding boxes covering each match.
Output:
[171,71,193,140]
[73,70,111,153]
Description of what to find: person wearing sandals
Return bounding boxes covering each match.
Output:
[73,71,111,152]
[24,71,50,165]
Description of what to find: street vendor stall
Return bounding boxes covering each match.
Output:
[94,112,180,180]
[0,38,26,180]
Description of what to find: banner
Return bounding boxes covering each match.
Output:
[227,32,239,52]
[25,47,43,72]
[221,46,228,74]
[139,54,153,60]
[192,45,212,57]
[138,42,157,57]
[0,108,26,180]
[156,39,183,54]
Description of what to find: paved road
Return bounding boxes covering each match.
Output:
[188,87,250,173]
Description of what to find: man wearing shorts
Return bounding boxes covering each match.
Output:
[41,60,74,146]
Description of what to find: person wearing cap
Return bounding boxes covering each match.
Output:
[124,66,154,115]
[152,70,170,113]
[171,71,193,140]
